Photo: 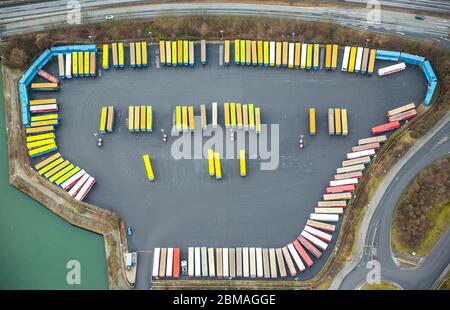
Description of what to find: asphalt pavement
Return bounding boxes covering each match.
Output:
[27,43,427,289]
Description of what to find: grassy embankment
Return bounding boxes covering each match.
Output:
[438,271,450,290]
[360,281,399,290]
[391,157,450,257]
[1,16,449,290]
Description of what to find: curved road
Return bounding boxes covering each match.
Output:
[0,2,449,47]
[332,110,450,290]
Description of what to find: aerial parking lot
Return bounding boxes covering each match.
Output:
[27,43,427,289]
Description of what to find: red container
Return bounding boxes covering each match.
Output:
[326,184,356,194]
[38,69,60,83]
[297,236,322,259]
[293,240,313,267]
[172,248,180,278]
[371,121,400,135]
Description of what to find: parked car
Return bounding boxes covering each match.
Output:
[415,16,425,21]
[105,15,114,20]
[181,260,188,276]
[127,226,133,236]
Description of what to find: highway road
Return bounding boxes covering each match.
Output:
[344,0,450,14]
[332,110,450,290]
[0,2,449,47]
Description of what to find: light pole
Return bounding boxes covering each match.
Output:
[291,32,295,41]
[220,30,224,41]
[148,31,152,42]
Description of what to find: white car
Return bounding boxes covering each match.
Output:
[105,15,114,20]
[181,260,188,276]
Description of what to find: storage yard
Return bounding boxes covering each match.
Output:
[22,42,430,289]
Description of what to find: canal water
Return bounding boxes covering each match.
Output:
[0,67,108,289]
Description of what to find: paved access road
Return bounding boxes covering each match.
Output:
[0,2,449,46]
[332,110,450,290]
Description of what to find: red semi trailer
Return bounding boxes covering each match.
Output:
[173,248,180,278]
[371,121,400,135]
[38,69,60,83]
[297,236,322,259]
[326,184,355,194]
[293,240,313,267]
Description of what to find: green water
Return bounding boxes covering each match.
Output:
[0,67,108,289]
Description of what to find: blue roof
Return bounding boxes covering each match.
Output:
[421,60,437,84]
[399,53,425,66]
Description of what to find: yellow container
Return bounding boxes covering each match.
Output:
[182,106,188,132]
[214,152,222,179]
[188,106,195,131]
[341,108,348,136]
[102,44,109,69]
[38,157,64,175]
[140,105,146,131]
[224,102,230,128]
[248,104,255,129]
[234,39,240,64]
[208,149,215,176]
[55,166,80,186]
[230,103,236,128]
[136,42,142,67]
[334,108,342,135]
[309,108,316,135]
[146,106,153,132]
[255,107,261,133]
[175,106,182,132]
[35,152,61,171]
[99,107,107,132]
[331,44,339,70]
[239,150,246,177]
[143,154,155,181]
[257,41,263,65]
[348,47,357,73]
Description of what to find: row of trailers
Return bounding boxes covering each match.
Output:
[101,42,148,70]
[57,51,97,79]
[327,108,349,136]
[308,108,349,136]
[224,40,339,70]
[207,149,247,179]
[99,106,115,134]
[341,46,376,74]
[371,103,417,135]
[151,135,386,280]
[128,106,153,132]
[33,153,96,201]
[158,40,207,66]
[173,102,262,133]
[302,135,390,257]
[152,242,316,280]
[151,139,391,280]
[24,97,97,202]
[310,134,388,219]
